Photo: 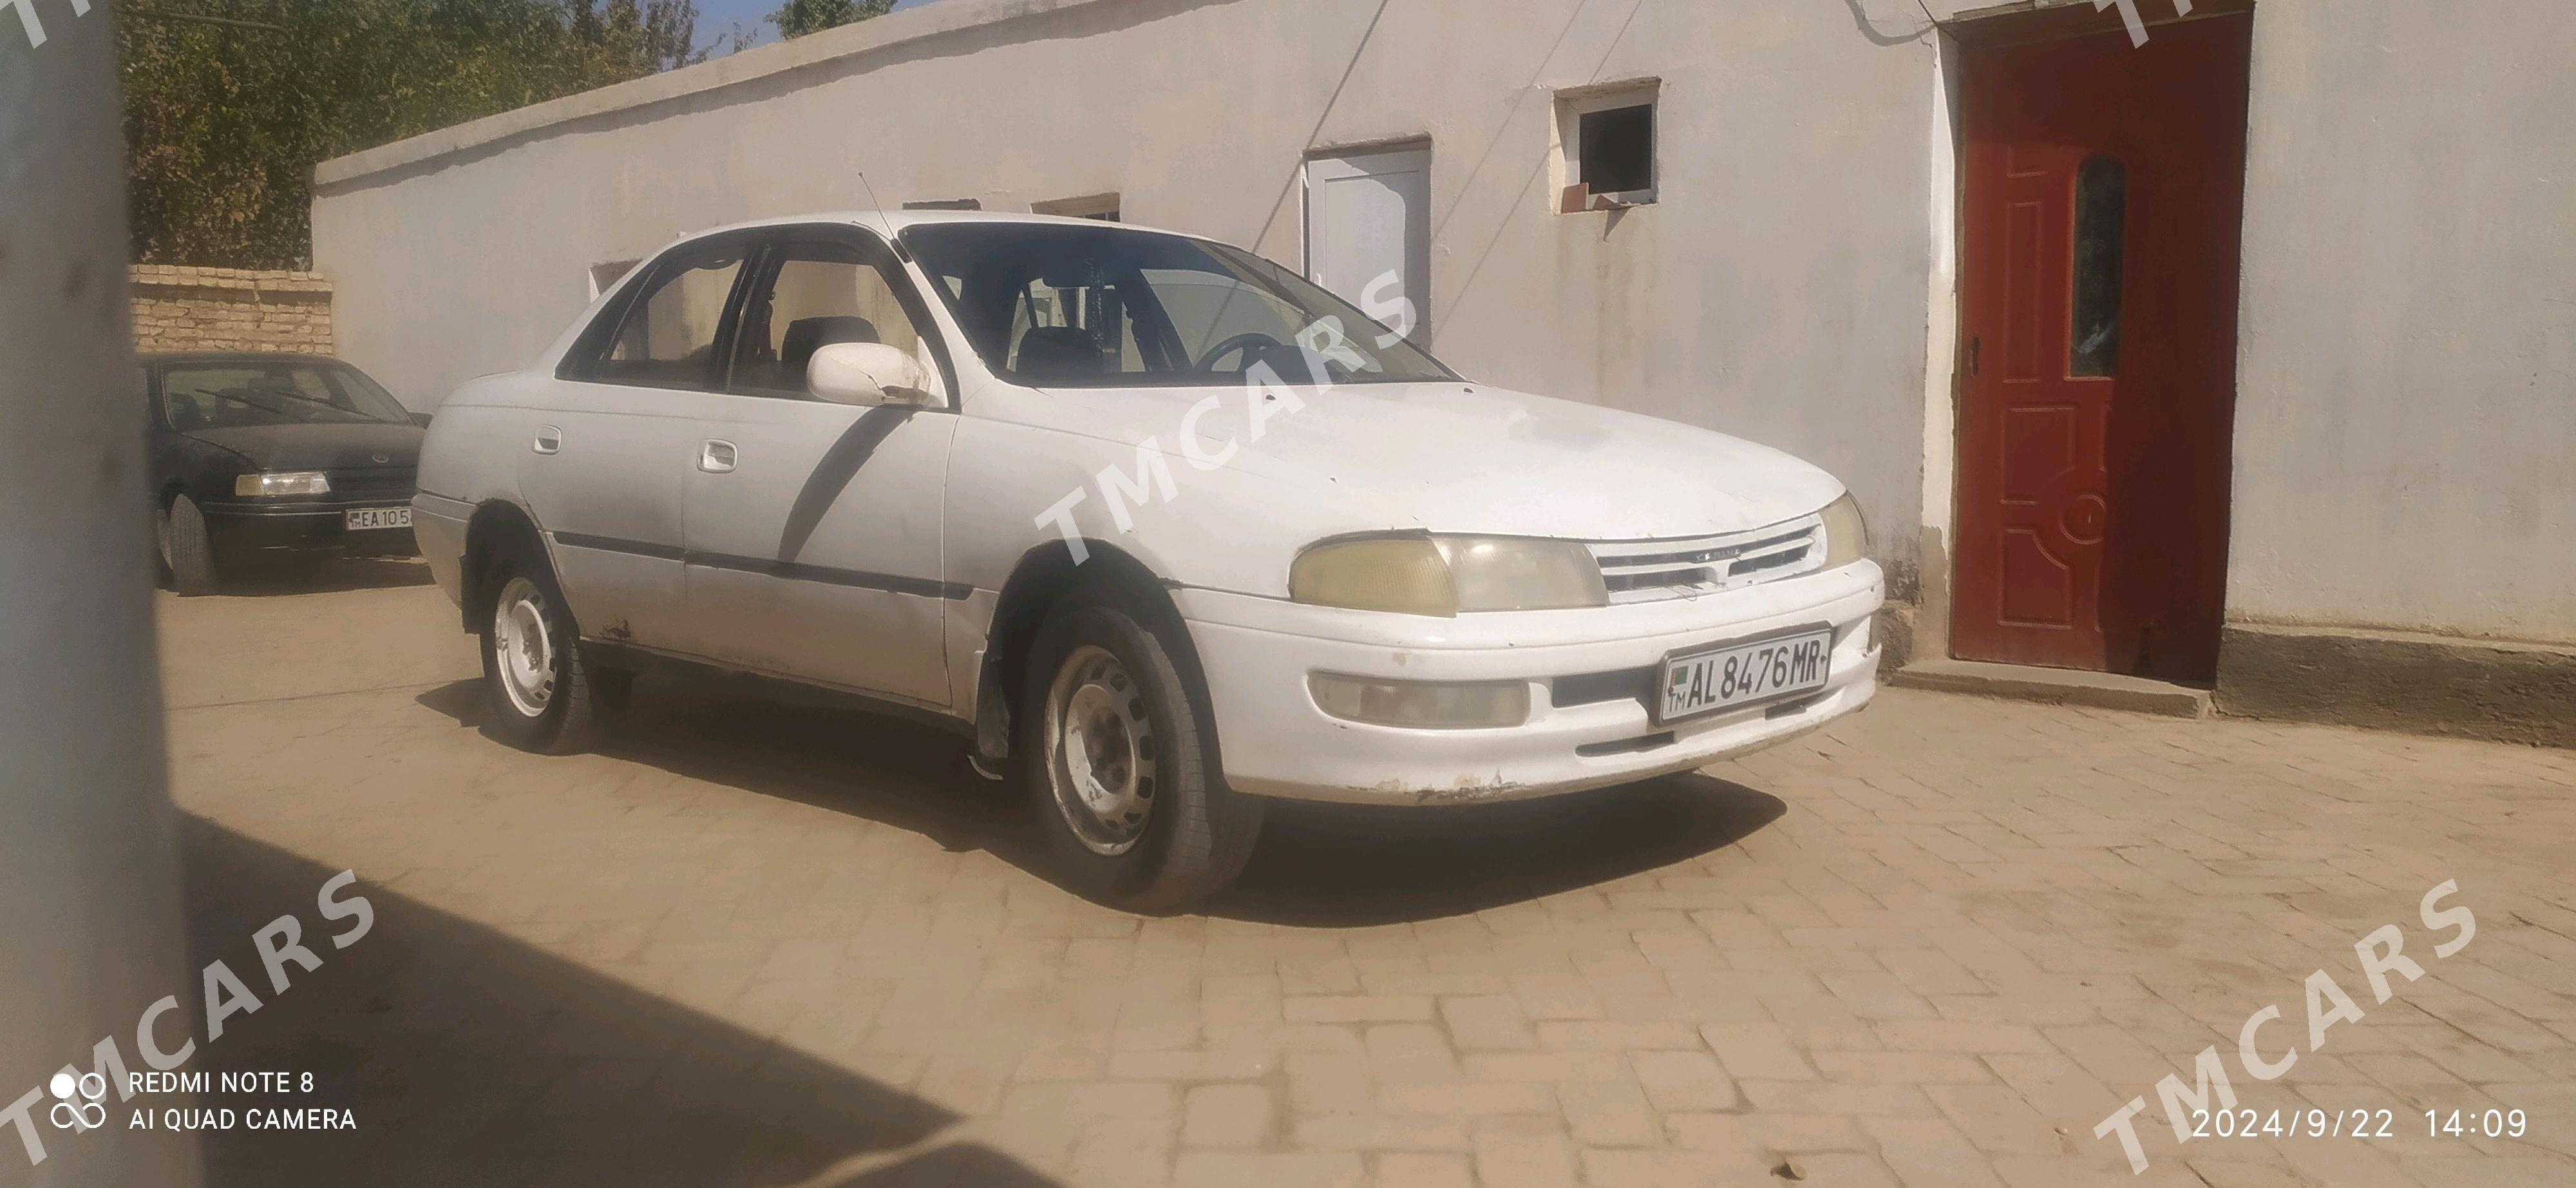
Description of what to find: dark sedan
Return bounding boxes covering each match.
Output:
[144,352,427,595]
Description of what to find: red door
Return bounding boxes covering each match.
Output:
[1952,15,2251,681]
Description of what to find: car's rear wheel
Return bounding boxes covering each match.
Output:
[1021,597,1263,912]
[158,494,219,597]
[480,554,604,754]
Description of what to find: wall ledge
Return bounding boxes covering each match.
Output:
[2215,620,2576,750]
[131,265,333,296]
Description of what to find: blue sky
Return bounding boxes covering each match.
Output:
[693,0,943,52]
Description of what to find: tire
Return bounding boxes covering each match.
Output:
[159,493,219,597]
[1019,595,1264,912]
[478,549,605,754]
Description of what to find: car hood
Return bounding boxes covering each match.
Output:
[182,422,424,471]
[1031,381,1844,540]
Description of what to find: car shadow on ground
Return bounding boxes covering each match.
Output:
[412,677,1788,926]
[1212,776,1786,926]
[180,816,1057,1187]
[187,555,437,598]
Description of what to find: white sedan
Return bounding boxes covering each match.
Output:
[413,211,1882,909]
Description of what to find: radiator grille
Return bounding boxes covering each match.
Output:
[327,466,418,504]
[1584,516,1824,604]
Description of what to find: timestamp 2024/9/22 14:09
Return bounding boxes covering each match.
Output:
[2187,1107,2530,1142]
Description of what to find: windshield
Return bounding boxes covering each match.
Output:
[160,361,412,430]
[900,222,1455,387]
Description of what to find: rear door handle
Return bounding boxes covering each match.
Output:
[699,439,737,474]
[533,426,562,455]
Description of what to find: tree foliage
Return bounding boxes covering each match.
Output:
[119,1,704,269]
[769,0,894,40]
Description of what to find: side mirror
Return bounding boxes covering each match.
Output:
[808,341,938,408]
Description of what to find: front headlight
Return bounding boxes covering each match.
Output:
[235,471,331,497]
[1288,537,1457,616]
[1434,536,1607,611]
[1819,492,1867,569]
[1289,535,1607,617]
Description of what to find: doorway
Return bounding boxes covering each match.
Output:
[1303,144,1431,345]
[1950,12,2253,682]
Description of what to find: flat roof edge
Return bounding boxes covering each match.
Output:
[312,0,1115,190]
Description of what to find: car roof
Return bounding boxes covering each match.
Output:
[141,352,353,365]
[683,209,1215,242]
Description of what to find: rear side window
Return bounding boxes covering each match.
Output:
[568,245,745,388]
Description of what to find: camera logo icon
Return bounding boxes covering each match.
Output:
[48,1072,106,1131]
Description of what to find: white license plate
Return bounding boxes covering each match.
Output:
[345,506,412,531]
[1658,626,1833,723]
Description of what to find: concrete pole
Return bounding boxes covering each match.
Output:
[1,1,203,1183]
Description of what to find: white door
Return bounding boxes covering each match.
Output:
[524,240,750,651]
[1304,145,1431,345]
[679,231,958,707]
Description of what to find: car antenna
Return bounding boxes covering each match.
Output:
[856,170,912,262]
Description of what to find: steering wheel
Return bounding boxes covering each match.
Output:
[1195,331,1287,373]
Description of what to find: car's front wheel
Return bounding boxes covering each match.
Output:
[1021,597,1263,912]
[158,493,219,597]
[479,554,606,754]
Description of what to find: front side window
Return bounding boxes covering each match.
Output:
[728,239,934,396]
[901,222,1454,388]
[576,245,745,388]
[160,362,410,430]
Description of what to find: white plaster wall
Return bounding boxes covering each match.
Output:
[313,0,2576,640]
[312,0,1943,582]
[2226,0,2575,641]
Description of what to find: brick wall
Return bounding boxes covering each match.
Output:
[130,265,334,354]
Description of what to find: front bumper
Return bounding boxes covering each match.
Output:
[411,493,473,608]
[1179,561,1883,805]
[202,501,419,556]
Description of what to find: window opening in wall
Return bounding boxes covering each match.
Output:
[1034,193,1121,222]
[589,259,641,300]
[1580,106,1653,194]
[1555,82,1659,211]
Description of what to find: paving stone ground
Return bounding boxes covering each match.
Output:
[158,571,2576,1187]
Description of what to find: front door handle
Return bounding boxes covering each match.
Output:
[533,425,562,455]
[699,439,737,474]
